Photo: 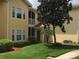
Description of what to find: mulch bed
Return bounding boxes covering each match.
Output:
[12,47,22,51]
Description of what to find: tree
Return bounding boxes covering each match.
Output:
[37,0,73,43]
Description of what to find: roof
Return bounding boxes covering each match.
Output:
[0,0,32,7]
[23,0,32,7]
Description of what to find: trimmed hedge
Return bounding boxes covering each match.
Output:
[0,39,12,53]
[12,42,31,47]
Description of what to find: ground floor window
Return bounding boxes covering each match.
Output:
[17,35,22,40]
[12,29,26,41]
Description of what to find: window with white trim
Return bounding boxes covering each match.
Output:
[11,29,26,41]
[16,8,22,19]
[16,30,22,40]
[12,6,26,19]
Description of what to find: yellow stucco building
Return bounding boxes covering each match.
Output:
[0,0,32,42]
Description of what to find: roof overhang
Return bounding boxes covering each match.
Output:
[23,0,32,7]
[0,0,32,7]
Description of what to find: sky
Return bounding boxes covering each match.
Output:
[28,0,79,9]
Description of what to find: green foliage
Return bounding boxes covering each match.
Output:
[37,0,73,43]
[0,39,12,53]
[0,39,12,46]
[38,0,73,32]
[41,28,53,36]
[12,42,31,47]
[74,56,79,59]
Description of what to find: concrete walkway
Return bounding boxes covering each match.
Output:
[47,50,79,59]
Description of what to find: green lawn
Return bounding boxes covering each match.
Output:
[73,56,79,59]
[0,43,78,59]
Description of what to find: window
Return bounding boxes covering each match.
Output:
[12,6,26,19]
[12,29,26,41]
[16,29,26,41]
[16,8,22,19]
[16,30,22,40]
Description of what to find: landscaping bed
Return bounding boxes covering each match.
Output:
[0,39,39,53]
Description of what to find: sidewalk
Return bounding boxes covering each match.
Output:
[48,50,79,59]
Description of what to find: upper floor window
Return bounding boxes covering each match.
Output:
[16,8,22,19]
[12,6,25,20]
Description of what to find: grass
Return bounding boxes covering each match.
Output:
[73,56,79,59]
[0,43,78,59]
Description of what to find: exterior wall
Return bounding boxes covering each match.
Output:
[7,0,29,41]
[0,1,8,39]
[54,8,79,43]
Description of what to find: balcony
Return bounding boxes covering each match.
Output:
[29,18,35,25]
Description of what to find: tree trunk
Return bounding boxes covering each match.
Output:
[46,36,49,43]
[53,25,56,43]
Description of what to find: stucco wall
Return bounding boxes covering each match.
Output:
[8,0,29,41]
[0,2,8,39]
[53,8,79,43]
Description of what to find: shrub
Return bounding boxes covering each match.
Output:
[12,42,31,47]
[45,43,62,48]
[63,40,72,44]
[52,43,62,47]
[0,39,12,53]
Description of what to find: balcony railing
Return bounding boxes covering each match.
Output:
[29,18,35,25]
